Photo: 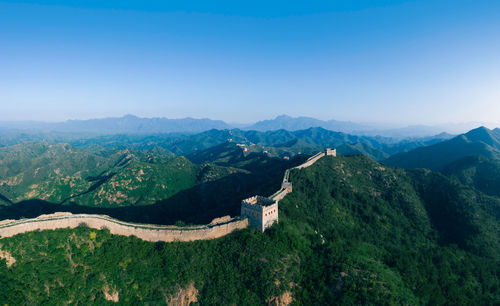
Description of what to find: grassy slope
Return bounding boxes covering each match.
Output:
[0,155,498,304]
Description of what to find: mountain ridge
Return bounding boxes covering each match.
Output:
[385,126,500,171]
[1,114,491,138]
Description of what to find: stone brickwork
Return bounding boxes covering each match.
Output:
[293,152,325,169]
[241,196,278,232]
[0,213,248,242]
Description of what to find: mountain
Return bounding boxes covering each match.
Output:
[2,114,492,138]
[0,115,231,135]
[246,114,366,133]
[0,141,306,224]
[283,155,499,304]
[69,127,452,161]
[186,141,310,172]
[0,142,240,208]
[246,115,484,137]
[385,126,500,171]
[1,155,498,304]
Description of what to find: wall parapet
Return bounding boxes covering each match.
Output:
[0,213,248,242]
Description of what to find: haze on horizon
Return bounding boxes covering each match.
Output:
[1,0,499,126]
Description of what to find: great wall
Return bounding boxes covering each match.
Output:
[0,149,336,242]
[0,212,249,242]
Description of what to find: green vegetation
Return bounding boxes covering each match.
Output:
[0,141,301,225]
[1,155,498,304]
[443,155,500,198]
[385,126,500,171]
[0,142,243,208]
[385,126,500,199]
[67,127,449,161]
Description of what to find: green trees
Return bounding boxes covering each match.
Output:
[0,155,498,304]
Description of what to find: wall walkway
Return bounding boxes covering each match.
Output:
[271,151,327,201]
[0,212,248,242]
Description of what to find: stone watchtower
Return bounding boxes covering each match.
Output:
[241,196,278,232]
[325,148,337,156]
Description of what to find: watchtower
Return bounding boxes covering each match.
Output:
[241,196,278,232]
[325,148,337,156]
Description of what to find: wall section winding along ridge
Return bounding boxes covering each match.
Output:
[0,213,248,242]
[0,150,332,242]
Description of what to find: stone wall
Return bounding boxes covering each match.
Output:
[293,152,325,169]
[0,213,248,242]
[271,189,289,202]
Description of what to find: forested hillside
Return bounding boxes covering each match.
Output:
[0,142,240,207]
[385,126,500,198]
[0,142,302,225]
[442,155,500,198]
[385,126,500,170]
[1,155,498,304]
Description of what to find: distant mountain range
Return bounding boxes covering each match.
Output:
[385,127,500,171]
[0,114,231,135]
[0,114,491,138]
[66,127,452,162]
[246,115,492,138]
[385,126,500,198]
[245,115,367,133]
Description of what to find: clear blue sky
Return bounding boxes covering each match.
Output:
[0,0,499,124]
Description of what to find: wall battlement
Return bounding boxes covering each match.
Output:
[0,213,248,242]
[242,195,275,207]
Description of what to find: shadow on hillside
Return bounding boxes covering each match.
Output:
[0,163,290,226]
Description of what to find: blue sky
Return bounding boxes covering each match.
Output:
[0,0,499,124]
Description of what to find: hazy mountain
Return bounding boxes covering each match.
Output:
[245,114,485,137]
[385,126,500,171]
[246,115,366,133]
[0,115,231,135]
[1,114,486,138]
